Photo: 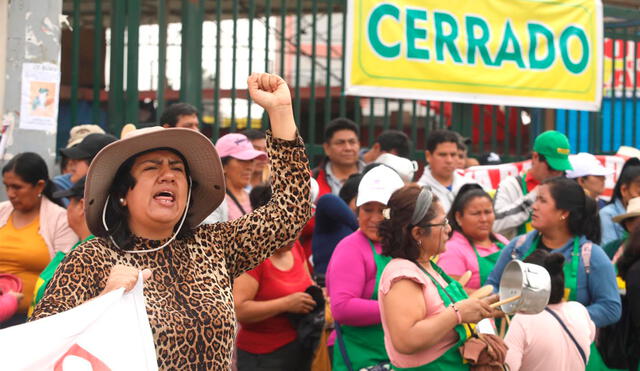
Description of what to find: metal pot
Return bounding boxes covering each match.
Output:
[498,260,551,314]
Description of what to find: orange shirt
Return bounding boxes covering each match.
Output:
[0,215,50,314]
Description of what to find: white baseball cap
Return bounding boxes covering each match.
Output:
[566,152,613,179]
[617,145,640,159]
[374,153,418,183]
[356,165,404,207]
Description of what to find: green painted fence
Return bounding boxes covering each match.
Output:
[62,1,640,165]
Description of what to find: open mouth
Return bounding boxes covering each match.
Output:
[153,190,176,205]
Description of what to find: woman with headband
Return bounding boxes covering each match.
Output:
[30,73,313,369]
[377,185,503,370]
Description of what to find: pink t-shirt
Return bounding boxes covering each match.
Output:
[378,259,458,368]
[438,231,509,289]
[226,193,252,221]
[505,301,595,371]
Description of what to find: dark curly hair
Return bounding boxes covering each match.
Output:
[379,184,440,261]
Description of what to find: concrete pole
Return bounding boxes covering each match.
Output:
[0,1,7,119]
[0,0,62,200]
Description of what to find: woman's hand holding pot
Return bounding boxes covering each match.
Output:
[455,294,501,323]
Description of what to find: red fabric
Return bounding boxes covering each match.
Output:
[524,171,539,193]
[236,242,313,354]
[299,219,315,275]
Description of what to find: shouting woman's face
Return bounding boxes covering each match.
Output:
[125,150,189,238]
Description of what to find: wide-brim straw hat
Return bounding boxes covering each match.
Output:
[84,127,225,237]
[613,197,640,224]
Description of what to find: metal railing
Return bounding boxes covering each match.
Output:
[60,1,640,165]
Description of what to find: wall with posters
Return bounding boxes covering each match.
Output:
[0,0,62,201]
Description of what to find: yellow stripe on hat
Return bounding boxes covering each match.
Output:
[557,148,570,155]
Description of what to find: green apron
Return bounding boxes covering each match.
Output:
[27,235,95,317]
[524,236,625,370]
[602,231,627,260]
[517,173,534,236]
[393,262,471,371]
[333,240,392,371]
[474,242,505,286]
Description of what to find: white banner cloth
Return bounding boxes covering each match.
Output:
[0,273,157,371]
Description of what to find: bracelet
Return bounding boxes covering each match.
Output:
[450,303,462,324]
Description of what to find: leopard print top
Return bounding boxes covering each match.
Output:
[31,133,312,370]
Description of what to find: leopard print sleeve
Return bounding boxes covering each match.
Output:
[203,131,312,279]
[30,239,113,320]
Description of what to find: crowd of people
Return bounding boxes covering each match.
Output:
[0,73,638,371]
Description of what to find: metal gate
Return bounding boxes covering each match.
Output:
[60,1,640,164]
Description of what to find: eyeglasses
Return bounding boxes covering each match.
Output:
[422,218,449,228]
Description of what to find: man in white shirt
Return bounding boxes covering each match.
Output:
[417,129,476,212]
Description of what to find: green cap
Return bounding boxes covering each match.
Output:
[533,131,572,171]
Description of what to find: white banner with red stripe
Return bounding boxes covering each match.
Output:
[463,155,628,200]
[0,273,157,371]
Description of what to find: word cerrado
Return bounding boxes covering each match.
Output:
[366,4,591,74]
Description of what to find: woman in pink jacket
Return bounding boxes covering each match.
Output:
[325,165,404,370]
[438,184,508,291]
[0,153,77,327]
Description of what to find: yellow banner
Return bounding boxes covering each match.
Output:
[346,0,603,111]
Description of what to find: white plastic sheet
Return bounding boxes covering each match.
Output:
[0,273,157,371]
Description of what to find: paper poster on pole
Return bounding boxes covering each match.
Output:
[19,63,60,131]
[345,0,603,111]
